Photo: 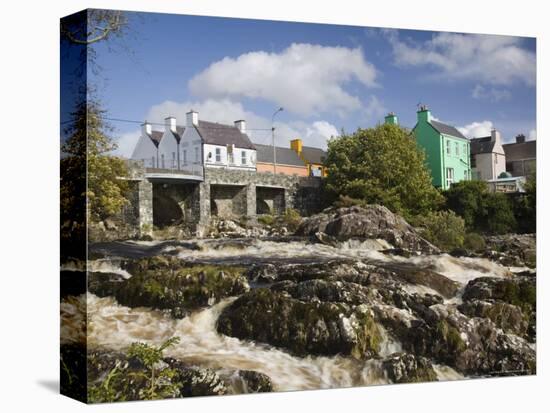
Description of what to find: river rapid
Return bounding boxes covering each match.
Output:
[62,236,527,393]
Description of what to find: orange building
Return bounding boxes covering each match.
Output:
[255,143,309,176]
[290,138,328,177]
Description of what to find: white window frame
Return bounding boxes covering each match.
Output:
[241,150,247,165]
[455,142,459,156]
[446,140,451,155]
[215,147,221,163]
[172,151,176,168]
[182,149,187,165]
[161,154,165,169]
[446,167,454,187]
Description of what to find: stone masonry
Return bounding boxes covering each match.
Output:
[125,161,322,236]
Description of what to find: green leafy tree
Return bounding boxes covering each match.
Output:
[416,210,465,251]
[483,192,517,234]
[324,124,443,219]
[513,172,536,233]
[61,97,129,224]
[444,180,487,229]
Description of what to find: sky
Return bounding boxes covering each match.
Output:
[84,11,536,157]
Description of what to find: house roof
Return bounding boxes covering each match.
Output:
[470,136,496,155]
[196,120,256,150]
[503,140,536,161]
[255,144,307,167]
[301,146,327,165]
[172,126,185,144]
[149,131,163,147]
[431,120,468,140]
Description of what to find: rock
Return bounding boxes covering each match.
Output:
[88,272,126,297]
[462,277,536,308]
[390,267,460,299]
[237,370,273,393]
[382,353,438,383]
[484,234,536,268]
[166,359,228,397]
[458,300,529,338]
[216,288,381,358]
[297,205,439,254]
[116,256,249,317]
[104,217,118,231]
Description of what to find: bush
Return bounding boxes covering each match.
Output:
[257,214,275,226]
[444,181,518,234]
[282,208,302,231]
[463,232,486,252]
[416,210,465,251]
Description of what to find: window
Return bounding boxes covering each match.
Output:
[495,154,498,164]
[446,167,454,187]
[183,150,187,165]
[161,154,165,169]
[215,147,221,162]
[446,140,451,155]
[172,152,176,168]
[151,156,155,168]
[455,142,459,156]
[241,150,247,165]
[195,147,199,163]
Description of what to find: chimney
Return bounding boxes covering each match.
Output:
[186,110,198,127]
[164,116,177,134]
[234,119,246,133]
[417,104,432,123]
[290,138,303,155]
[490,128,501,145]
[384,112,398,125]
[141,121,152,136]
[516,134,526,144]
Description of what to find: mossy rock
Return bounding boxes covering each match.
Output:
[382,353,438,383]
[113,257,249,317]
[216,288,380,358]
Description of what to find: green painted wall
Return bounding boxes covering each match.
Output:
[413,109,471,190]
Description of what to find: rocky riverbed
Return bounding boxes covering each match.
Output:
[61,206,536,401]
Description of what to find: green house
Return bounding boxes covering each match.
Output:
[412,105,471,190]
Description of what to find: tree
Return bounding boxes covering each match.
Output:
[416,210,465,251]
[324,124,444,219]
[444,180,517,234]
[444,180,487,229]
[61,10,128,45]
[61,96,129,225]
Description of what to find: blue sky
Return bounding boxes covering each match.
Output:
[85,11,536,156]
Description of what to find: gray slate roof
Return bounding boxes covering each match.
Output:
[149,131,163,147]
[431,120,468,140]
[301,146,327,165]
[470,136,496,155]
[255,144,307,167]
[503,140,536,161]
[196,120,255,150]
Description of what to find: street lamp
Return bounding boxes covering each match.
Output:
[272,107,283,173]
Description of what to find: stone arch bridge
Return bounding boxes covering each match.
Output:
[123,161,322,236]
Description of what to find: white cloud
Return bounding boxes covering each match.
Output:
[471,84,512,102]
[188,43,378,116]
[529,129,537,140]
[385,30,535,86]
[364,95,387,122]
[458,120,494,138]
[112,129,140,158]
[143,98,337,150]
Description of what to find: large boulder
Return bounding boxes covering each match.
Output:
[382,353,437,383]
[217,288,381,359]
[484,234,536,268]
[93,256,249,318]
[296,205,439,254]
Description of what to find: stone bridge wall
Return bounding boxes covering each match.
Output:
[125,161,322,236]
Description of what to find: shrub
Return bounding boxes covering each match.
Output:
[416,210,465,251]
[483,193,516,234]
[463,232,486,252]
[282,208,302,231]
[257,214,275,226]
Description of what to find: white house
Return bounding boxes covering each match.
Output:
[470,128,506,181]
[131,122,163,168]
[130,110,257,172]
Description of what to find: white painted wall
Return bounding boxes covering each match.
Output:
[180,122,202,168]
[131,124,158,167]
[157,130,179,169]
[472,130,506,181]
[203,143,256,170]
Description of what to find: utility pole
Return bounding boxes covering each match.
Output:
[272,107,283,173]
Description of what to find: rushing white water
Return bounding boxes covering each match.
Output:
[86,293,394,391]
[62,259,132,279]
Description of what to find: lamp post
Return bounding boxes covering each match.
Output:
[272,107,283,173]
